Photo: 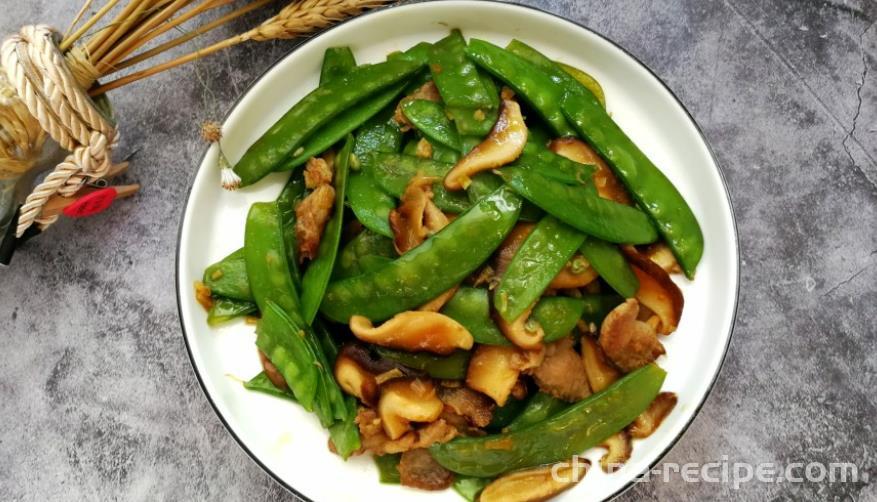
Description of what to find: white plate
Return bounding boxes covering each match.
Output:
[176,2,739,500]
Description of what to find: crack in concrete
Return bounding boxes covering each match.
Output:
[820,265,870,298]
[841,20,875,172]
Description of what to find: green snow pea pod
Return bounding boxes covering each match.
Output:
[495,215,586,322]
[533,296,586,342]
[487,396,528,430]
[504,392,568,432]
[562,91,704,278]
[389,41,433,66]
[465,39,575,137]
[441,287,510,346]
[362,153,469,213]
[447,71,500,137]
[233,58,423,186]
[203,248,251,301]
[283,81,408,170]
[320,186,522,322]
[497,166,658,244]
[244,372,296,402]
[453,476,492,502]
[429,30,493,109]
[580,294,624,325]
[353,107,403,160]
[402,99,462,151]
[244,202,301,316]
[374,347,470,380]
[580,237,639,298]
[466,173,543,222]
[333,230,396,280]
[320,46,356,84]
[347,173,395,238]
[255,301,319,410]
[505,39,603,106]
[329,395,361,459]
[430,363,667,477]
[300,135,352,324]
[374,454,401,484]
[513,141,596,186]
[430,140,461,164]
[207,297,257,326]
[557,62,606,108]
[277,172,306,286]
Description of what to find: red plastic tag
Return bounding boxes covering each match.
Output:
[63,187,117,218]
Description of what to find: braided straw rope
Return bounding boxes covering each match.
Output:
[1,25,117,237]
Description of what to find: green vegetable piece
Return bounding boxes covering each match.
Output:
[362,152,469,213]
[347,172,395,238]
[580,294,624,325]
[498,166,658,244]
[514,142,596,186]
[441,287,510,346]
[429,30,493,109]
[277,172,306,286]
[561,91,704,277]
[556,61,606,108]
[389,41,433,66]
[300,136,352,323]
[505,392,568,432]
[207,297,257,326]
[234,58,423,186]
[244,202,301,316]
[465,39,575,136]
[533,296,586,343]
[430,140,461,164]
[374,454,402,484]
[283,82,408,170]
[495,216,586,322]
[453,476,492,502]
[401,99,462,151]
[334,230,396,280]
[374,347,470,380]
[430,363,667,477]
[321,186,522,322]
[320,46,356,84]
[329,395,361,460]
[203,248,252,301]
[580,238,639,298]
[353,108,403,159]
[487,396,528,430]
[243,372,296,402]
[447,72,500,137]
[255,301,319,410]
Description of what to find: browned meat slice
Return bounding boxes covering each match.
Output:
[398,448,455,490]
[599,299,665,372]
[355,408,458,455]
[303,155,334,189]
[526,337,590,401]
[295,184,335,262]
[437,385,495,428]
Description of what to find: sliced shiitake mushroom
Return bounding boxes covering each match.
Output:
[628,392,678,438]
[479,459,591,502]
[622,246,684,335]
[549,254,600,289]
[641,242,682,274]
[398,448,455,490]
[466,345,521,406]
[599,299,665,372]
[494,302,544,350]
[258,350,288,391]
[444,98,528,190]
[334,352,379,406]
[418,285,461,312]
[549,137,631,205]
[378,378,445,439]
[390,175,449,254]
[599,431,632,473]
[494,223,535,278]
[350,311,474,355]
[580,336,620,393]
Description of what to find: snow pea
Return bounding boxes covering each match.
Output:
[580,294,624,325]
[557,62,606,108]
[347,173,395,238]
[389,41,433,66]
[333,230,396,280]
[320,186,522,322]
[513,141,596,186]
[277,172,306,286]
[487,395,528,430]
[534,296,586,343]
[374,454,402,484]
[353,107,403,160]
[453,477,492,502]
[234,58,423,186]
[465,39,575,137]
[207,297,256,326]
[580,238,639,298]
[329,395,361,459]
[429,30,493,109]
[203,248,251,301]
[562,91,704,278]
[505,392,568,432]
[300,135,352,324]
[430,140,461,164]
[447,71,500,137]
[506,39,601,108]
[320,46,356,85]
[441,287,510,346]
[255,301,319,410]
[283,81,408,170]
[497,166,658,244]
[430,363,666,477]
[374,347,471,380]
[466,173,543,222]
[244,202,301,316]
[495,215,586,322]
[402,99,462,151]
[362,152,469,213]
[244,372,296,402]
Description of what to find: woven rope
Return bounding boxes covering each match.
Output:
[1,25,117,237]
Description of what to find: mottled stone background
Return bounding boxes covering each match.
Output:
[1,0,875,500]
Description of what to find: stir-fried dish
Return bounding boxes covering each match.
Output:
[195,30,703,501]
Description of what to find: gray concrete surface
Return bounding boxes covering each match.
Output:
[1,0,875,500]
